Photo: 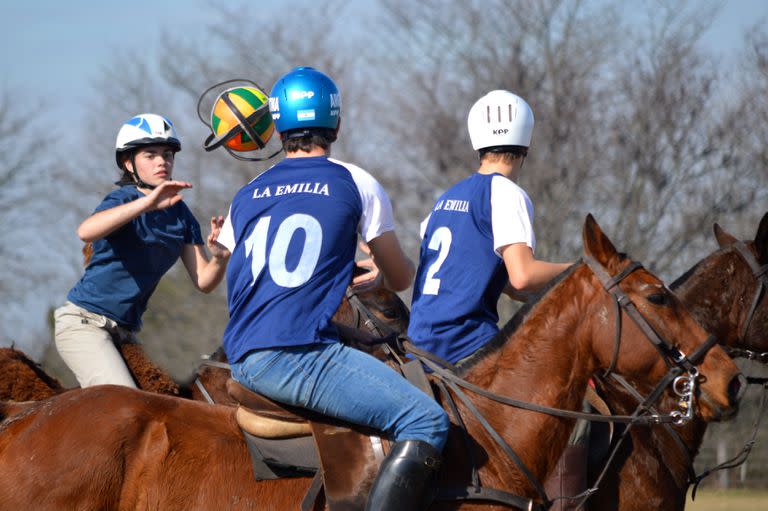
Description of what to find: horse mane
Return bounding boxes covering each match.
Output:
[455,260,583,374]
[669,245,730,291]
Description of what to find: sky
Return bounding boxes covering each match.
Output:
[1,0,767,356]
[1,1,766,126]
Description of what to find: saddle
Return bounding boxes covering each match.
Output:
[227,360,434,510]
[226,379,319,481]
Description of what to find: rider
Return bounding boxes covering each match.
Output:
[54,114,230,388]
[408,90,579,510]
[408,89,572,365]
[217,67,449,511]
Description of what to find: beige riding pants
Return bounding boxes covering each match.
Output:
[53,301,138,388]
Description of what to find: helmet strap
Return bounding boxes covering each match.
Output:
[127,154,157,191]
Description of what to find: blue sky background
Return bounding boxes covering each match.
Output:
[1,1,766,125]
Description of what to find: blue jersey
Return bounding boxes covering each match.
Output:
[408,173,535,364]
[218,156,395,363]
[67,185,203,330]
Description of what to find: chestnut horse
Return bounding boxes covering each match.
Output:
[590,213,768,511]
[0,265,408,404]
[0,215,744,510]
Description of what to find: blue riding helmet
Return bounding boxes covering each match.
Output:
[269,67,341,138]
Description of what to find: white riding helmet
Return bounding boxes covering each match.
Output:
[115,113,181,169]
[467,90,534,151]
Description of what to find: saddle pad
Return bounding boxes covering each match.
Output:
[242,430,320,480]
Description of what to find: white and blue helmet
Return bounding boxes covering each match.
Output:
[115,113,181,168]
[269,67,341,139]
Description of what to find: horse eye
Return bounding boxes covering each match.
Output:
[380,309,399,319]
[647,293,670,306]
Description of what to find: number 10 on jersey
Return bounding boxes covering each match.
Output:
[243,214,323,288]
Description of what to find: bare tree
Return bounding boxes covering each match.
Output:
[42,0,374,379]
[0,87,61,356]
[368,0,622,260]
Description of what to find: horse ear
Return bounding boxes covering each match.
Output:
[754,212,768,263]
[583,214,619,267]
[713,223,737,248]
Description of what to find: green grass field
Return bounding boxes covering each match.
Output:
[686,489,768,510]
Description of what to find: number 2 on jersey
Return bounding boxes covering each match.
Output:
[244,214,323,288]
[422,226,452,295]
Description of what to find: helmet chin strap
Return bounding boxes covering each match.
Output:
[128,154,157,191]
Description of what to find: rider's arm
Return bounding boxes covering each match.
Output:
[500,243,571,293]
[181,216,231,294]
[77,181,191,242]
[367,231,415,292]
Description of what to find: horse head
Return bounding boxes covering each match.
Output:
[706,211,768,356]
[332,265,410,336]
[581,214,743,422]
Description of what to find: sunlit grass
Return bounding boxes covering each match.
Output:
[686,489,768,511]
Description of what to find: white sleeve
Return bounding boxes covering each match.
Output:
[419,214,431,240]
[216,206,236,252]
[330,159,396,242]
[490,175,536,256]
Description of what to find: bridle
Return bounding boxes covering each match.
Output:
[583,255,718,427]
[595,241,768,500]
[387,257,718,510]
[724,241,768,364]
[344,287,401,339]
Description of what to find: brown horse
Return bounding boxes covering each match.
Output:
[0,265,408,404]
[590,213,768,511]
[0,215,744,510]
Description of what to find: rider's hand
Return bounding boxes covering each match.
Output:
[144,181,192,211]
[352,240,383,291]
[207,216,231,260]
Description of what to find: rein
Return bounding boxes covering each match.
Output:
[365,257,713,509]
[604,241,768,498]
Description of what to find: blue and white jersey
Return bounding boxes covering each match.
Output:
[408,173,535,364]
[67,185,203,330]
[217,156,395,363]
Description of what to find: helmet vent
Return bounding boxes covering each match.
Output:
[486,105,491,123]
[509,104,513,121]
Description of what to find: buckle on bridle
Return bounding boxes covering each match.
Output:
[671,348,687,364]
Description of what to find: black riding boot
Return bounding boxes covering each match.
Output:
[364,440,442,511]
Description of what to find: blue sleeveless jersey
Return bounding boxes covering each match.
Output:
[220,156,391,363]
[408,173,534,364]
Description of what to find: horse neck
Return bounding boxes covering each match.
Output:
[600,378,707,490]
[458,268,600,486]
[0,349,63,401]
[673,250,748,346]
[118,344,189,397]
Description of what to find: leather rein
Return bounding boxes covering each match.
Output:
[661,240,768,497]
[350,257,717,510]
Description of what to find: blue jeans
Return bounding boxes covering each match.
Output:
[231,342,449,451]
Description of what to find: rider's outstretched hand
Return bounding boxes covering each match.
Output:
[144,180,193,211]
